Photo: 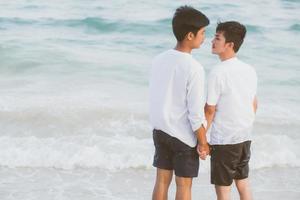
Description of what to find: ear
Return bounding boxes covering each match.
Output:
[186,32,195,41]
[227,42,234,50]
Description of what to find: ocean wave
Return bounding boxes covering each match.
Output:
[0,17,37,25]
[281,0,300,3]
[0,17,118,32]
[156,18,171,25]
[251,134,300,169]
[51,17,170,34]
[0,135,153,170]
[0,134,298,171]
[245,24,263,33]
[60,17,119,33]
[0,16,170,35]
[289,23,300,31]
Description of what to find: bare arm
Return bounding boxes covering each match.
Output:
[253,96,258,114]
[196,104,216,159]
[205,103,216,130]
[195,125,208,146]
[195,125,209,160]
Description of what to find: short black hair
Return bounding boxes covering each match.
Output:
[172,6,209,42]
[216,21,247,52]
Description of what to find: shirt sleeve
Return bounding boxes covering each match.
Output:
[206,69,222,106]
[186,66,207,132]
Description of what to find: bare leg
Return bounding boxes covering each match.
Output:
[235,178,252,200]
[175,176,193,200]
[152,168,173,200]
[215,185,231,200]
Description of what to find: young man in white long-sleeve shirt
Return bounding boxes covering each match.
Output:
[149,6,210,200]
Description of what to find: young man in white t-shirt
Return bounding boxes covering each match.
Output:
[149,6,210,200]
[204,21,257,200]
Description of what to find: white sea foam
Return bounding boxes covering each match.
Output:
[0,0,299,173]
[251,134,300,169]
[0,1,299,200]
[0,133,298,170]
[0,135,153,170]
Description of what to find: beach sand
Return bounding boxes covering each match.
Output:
[0,166,299,200]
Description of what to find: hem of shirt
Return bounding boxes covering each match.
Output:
[209,139,252,145]
[206,101,217,106]
[156,128,197,148]
[192,119,208,132]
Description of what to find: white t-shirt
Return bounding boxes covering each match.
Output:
[207,57,257,145]
[149,49,206,147]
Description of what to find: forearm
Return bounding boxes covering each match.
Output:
[195,124,210,159]
[253,96,258,113]
[195,125,208,145]
[205,112,214,131]
[205,103,216,130]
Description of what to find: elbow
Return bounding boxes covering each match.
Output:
[206,108,215,116]
[205,104,216,116]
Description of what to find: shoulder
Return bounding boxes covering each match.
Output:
[235,58,253,69]
[208,63,224,77]
[247,63,257,76]
[152,50,171,63]
[189,57,205,74]
[237,59,257,77]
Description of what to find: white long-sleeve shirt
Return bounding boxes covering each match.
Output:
[149,49,206,147]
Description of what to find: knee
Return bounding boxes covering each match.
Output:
[156,176,172,186]
[156,180,171,188]
[215,185,231,200]
[175,178,192,189]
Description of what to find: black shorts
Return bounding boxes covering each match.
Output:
[152,129,199,177]
[210,141,251,186]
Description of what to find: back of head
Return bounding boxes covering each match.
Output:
[216,21,247,53]
[172,5,209,42]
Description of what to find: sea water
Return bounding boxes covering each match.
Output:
[0,0,299,199]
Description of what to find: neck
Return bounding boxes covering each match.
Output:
[219,51,236,61]
[174,42,192,54]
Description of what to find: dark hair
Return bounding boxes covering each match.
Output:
[172,6,209,42]
[216,21,247,52]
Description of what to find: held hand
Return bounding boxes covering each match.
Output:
[197,143,210,160]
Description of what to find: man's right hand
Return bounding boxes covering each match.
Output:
[197,143,210,160]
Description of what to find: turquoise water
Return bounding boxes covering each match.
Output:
[0,0,299,170]
[0,1,300,200]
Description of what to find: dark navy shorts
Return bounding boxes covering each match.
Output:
[152,129,199,177]
[210,141,251,186]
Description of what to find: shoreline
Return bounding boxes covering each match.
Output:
[0,166,299,200]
